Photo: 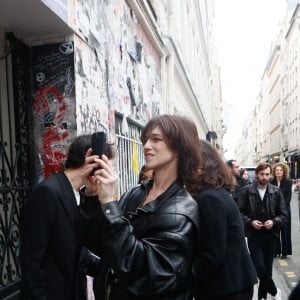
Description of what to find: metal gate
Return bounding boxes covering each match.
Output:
[115,114,145,196]
[0,34,35,299]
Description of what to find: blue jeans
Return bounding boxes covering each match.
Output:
[248,230,277,299]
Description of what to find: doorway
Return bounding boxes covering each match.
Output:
[0,33,36,299]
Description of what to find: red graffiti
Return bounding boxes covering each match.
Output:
[34,86,66,124]
[109,110,115,128]
[41,127,68,178]
[34,86,68,179]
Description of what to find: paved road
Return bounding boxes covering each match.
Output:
[253,190,300,299]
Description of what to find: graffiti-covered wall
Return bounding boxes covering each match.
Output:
[32,41,76,179]
[74,0,163,134]
[31,0,163,180]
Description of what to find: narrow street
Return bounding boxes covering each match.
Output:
[253,189,300,299]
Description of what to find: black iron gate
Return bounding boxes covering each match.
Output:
[0,34,36,299]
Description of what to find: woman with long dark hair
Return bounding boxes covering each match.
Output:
[193,140,257,300]
[79,114,201,300]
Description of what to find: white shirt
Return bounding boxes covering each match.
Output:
[73,190,80,206]
[258,188,266,201]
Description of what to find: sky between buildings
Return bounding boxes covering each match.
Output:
[213,0,287,159]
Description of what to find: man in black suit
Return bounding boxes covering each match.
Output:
[239,162,287,300]
[21,135,100,300]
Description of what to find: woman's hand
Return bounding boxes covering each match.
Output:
[93,155,117,204]
[81,148,103,195]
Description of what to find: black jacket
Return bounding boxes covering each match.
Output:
[270,178,292,205]
[79,180,199,300]
[21,172,98,300]
[194,188,257,298]
[231,175,249,203]
[238,182,287,238]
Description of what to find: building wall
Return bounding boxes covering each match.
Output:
[235,4,300,177]
[30,0,165,178]
[268,48,281,160]
[73,0,163,130]
[164,0,220,142]
[282,7,300,176]
[0,0,221,182]
[28,0,220,178]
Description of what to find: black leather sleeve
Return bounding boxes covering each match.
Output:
[101,202,197,295]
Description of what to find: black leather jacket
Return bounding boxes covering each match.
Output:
[79,180,199,300]
[238,182,287,238]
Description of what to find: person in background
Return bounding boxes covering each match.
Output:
[193,140,257,300]
[270,162,292,259]
[289,278,300,299]
[21,135,108,300]
[240,168,250,184]
[78,114,201,300]
[226,159,248,203]
[138,164,154,184]
[238,162,287,300]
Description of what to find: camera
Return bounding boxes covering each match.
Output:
[91,131,106,175]
[91,131,106,157]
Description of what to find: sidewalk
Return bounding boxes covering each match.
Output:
[273,190,300,296]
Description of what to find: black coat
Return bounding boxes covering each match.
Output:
[79,180,199,300]
[194,188,257,298]
[270,178,293,255]
[238,182,287,238]
[21,173,91,300]
[231,175,249,203]
[270,178,292,205]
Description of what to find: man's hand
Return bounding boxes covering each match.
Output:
[251,220,264,230]
[263,219,274,230]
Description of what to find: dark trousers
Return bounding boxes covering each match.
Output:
[248,230,277,299]
[276,203,292,256]
[203,286,253,300]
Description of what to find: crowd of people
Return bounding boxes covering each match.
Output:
[20,114,298,300]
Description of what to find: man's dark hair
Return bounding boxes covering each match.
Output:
[255,162,272,175]
[64,134,115,170]
[226,159,236,168]
[65,135,92,169]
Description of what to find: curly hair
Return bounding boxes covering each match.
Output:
[272,162,290,179]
